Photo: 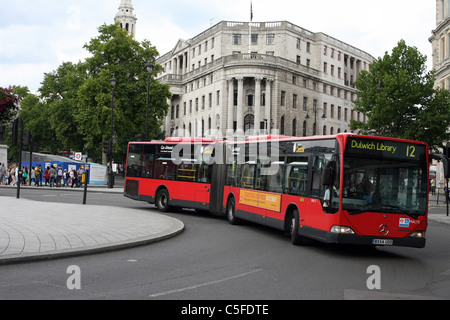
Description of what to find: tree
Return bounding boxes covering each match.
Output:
[77,23,171,163]
[350,40,450,152]
[39,62,87,154]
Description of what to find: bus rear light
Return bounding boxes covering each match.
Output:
[330,226,355,234]
[410,231,425,238]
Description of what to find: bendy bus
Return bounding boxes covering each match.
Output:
[124,134,448,248]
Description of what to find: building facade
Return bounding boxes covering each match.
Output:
[430,0,450,89]
[156,21,375,138]
[115,0,137,38]
[430,0,450,188]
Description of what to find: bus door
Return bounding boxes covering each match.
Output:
[194,162,211,207]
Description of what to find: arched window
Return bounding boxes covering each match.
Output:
[292,118,297,137]
[244,114,254,132]
[303,120,307,137]
[280,116,285,135]
[323,125,327,135]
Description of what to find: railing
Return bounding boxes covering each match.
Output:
[158,53,321,85]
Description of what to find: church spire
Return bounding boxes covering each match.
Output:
[115,0,137,38]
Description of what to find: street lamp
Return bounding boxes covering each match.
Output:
[109,75,117,189]
[305,107,326,136]
[146,59,155,141]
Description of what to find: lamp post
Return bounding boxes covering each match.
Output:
[305,106,326,136]
[146,59,154,141]
[109,75,117,189]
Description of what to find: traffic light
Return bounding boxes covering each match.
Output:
[103,140,111,154]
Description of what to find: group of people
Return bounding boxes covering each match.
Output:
[0,163,86,188]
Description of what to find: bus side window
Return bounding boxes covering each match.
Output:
[197,163,211,183]
[311,155,324,197]
[285,160,308,196]
[240,163,256,189]
[127,144,143,178]
[268,165,284,194]
[142,145,155,178]
[226,164,237,186]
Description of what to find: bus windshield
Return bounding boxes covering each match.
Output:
[342,155,428,217]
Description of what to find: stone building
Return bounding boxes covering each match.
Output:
[430,0,450,89]
[156,21,375,138]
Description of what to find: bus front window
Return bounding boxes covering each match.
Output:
[343,156,427,217]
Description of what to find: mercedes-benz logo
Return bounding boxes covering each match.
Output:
[379,224,390,236]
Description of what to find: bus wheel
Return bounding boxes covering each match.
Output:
[290,209,304,245]
[226,197,240,225]
[156,189,170,212]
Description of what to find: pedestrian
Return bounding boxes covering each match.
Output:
[22,166,28,186]
[431,178,436,196]
[4,167,10,185]
[35,165,41,186]
[71,169,78,188]
[77,166,84,188]
[57,165,63,187]
[44,166,50,186]
[49,165,56,187]
[30,167,36,186]
[0,163,5,185]
[63,169,69,187]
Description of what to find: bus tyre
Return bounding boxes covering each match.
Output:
[226,197,240,225]
[156,189,170,212]
[290,209,304,245]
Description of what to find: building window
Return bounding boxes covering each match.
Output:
[244,114,254,132]
[266,34,275,45]
[280,116,285,135]
[251,34,258,45]
[233,34,242,45]
[292,118,297,136]
[293,94,297,109]
[281,91,286,106]
[246,90,255,107]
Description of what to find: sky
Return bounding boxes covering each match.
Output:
[0,0,437,93]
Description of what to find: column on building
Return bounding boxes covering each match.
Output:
[254,77,262,135]
[236,77,244,132]
[227,78,234,132]
[265,79,273,134]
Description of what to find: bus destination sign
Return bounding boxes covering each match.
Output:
[346,137,426,161]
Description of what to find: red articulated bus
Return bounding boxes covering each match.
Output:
[125,134,445,248]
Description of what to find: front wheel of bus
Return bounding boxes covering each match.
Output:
[290,209,304,245]
[156,189,170,212]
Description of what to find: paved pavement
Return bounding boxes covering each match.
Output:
[0,184,184,265]
[0,183,449,265]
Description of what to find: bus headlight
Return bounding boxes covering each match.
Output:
[410,231,425,238]
[330,225,355,234]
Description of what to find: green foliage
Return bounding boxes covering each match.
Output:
[350,40,450,152]
[8,23,171,164]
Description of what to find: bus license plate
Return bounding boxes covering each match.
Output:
[372,239,393,246]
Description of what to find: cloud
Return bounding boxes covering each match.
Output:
[0,0,437,92]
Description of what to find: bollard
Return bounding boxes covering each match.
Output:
[82,173,88,205]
